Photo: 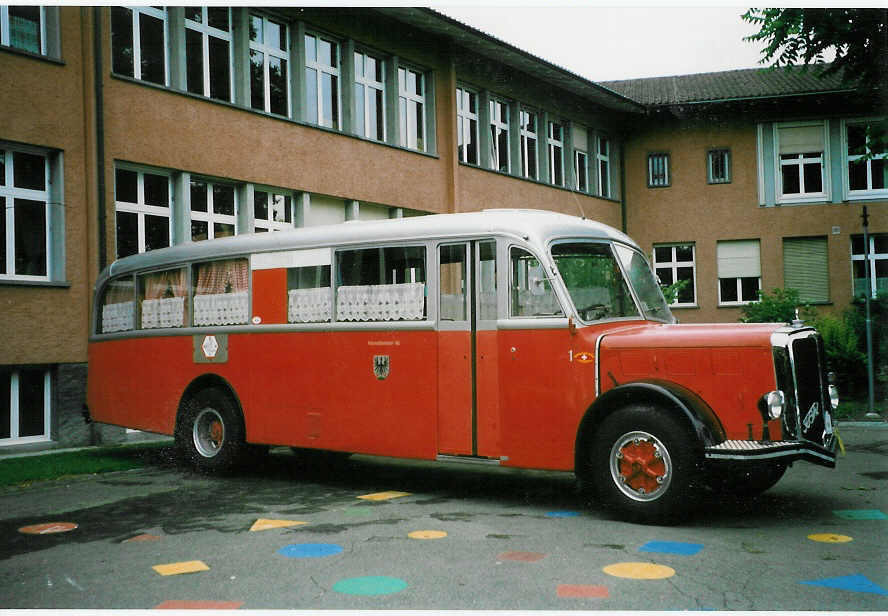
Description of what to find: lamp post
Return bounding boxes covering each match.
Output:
[861,206,879,418]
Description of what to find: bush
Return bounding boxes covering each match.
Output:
[810,313,866,396]
[740,288,804,324]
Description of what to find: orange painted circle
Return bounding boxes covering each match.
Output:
[408,530,447,540]
[603,562,675,580]
[808,533,853,543]
[18,522,78,535]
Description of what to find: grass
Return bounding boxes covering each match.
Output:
[0,442,173,488]
[834,397,883,421]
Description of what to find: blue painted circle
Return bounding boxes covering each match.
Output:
[278,543,343,558]
[333,576,408,596]
[546,510,580,518]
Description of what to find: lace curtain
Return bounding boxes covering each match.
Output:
[194,260,250,326]
[337,282,425,321]
[101,280,134,333]
[141,268,186,329]
[288,287,332,323]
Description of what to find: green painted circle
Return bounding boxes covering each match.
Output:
[332,576,408,596]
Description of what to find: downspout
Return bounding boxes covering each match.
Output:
[619,139,627,233]
[93,7,107,272]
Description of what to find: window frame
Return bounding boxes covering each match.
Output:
[353,49,386,142]
[844,118,888,200]
[189,178,238,242]
[851,233,888,299]
[111,6,169,86]
[114,165,173,258]
[647,151,670,188]
[456,86,479,165]
[0,6,46,55]
[707,148,731,184]
[716,239,762,306]
[0,368,51,445]
[184,7,234,102]
[774,121,828,204]
[653,243,697,307]
[574,150,589,193]
[519,109,539,180]
[253,187,294,233]
[0,146,51,281]
[489,97,510,173]
[398,65,426,152]
[248,13,290,116]
[597,135,611,198]
[304,31,341,129]
[547,121,565,187]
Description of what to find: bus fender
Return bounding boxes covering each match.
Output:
[574,380,726,472]
[177,373,246,436]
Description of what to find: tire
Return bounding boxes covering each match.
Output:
[706,462,787,497]
[588,405,701,523]
[175,387,245,472]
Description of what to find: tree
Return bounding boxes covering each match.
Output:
[742,8,888,104]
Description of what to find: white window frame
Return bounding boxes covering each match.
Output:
[648,152,670,188]
[519,109,538,180]
[597,135,611,198]
[0,6,46,54]
[547,121,565,187]
[653,243,697,307]
[354,50,386,141]
[398,65,426,151]
[851,233,888,299]
[489,97,510,173]
[844,118,888,200]
[774,121,828,204]
[305,32,341,129]
[248,13,289,115]
[113,7,169,85]
[1,145,51,281]
[708,148,731,184]
[574,150,588,192]
[115,165,172,257]
[717,239,762,306]
[253,187,294,232]
[456,86,479,165]
[1,369,51,446]
[184,7,233,102]
[189,178,238,242]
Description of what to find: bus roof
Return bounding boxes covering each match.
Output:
[100,209,636,281]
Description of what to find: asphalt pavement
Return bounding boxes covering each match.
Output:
[0,424,886,610]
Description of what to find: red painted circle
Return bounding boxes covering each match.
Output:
[18,522,78,535]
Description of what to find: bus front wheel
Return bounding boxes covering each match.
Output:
[176,387,245,472]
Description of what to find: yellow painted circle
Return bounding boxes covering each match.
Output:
[603,562,675,580]
[808,533,853,543]
[408,530,448,540]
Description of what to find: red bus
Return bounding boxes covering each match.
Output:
[87,210,838,521]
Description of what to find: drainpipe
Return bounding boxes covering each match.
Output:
[619,141,627,233]
[93,7,107,272]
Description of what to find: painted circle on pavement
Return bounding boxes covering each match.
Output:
[808,533,853,543]
[278,543,343,558]
[18,522,78,535]
[333,576,408,596]
[546,510,581,518]
[603,562,675,580]
[408,530,447,540]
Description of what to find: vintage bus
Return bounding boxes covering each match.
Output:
[87,209,839,521]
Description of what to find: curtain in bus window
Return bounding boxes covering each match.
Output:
[287,256,332,323]
[336,246,426,321]
[101,277,135,333]
[140,268,187,329]
[193,259,249,325]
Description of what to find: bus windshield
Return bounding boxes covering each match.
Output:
[551,241,674,323]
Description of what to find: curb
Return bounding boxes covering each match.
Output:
[837,421,888,429]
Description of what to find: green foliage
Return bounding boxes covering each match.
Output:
[660,279,690,305]
[810,313,866,396]
[739,287,803,323]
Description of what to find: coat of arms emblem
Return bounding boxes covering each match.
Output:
[373,355,390,380]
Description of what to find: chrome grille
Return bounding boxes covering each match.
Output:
[773,329,833,446]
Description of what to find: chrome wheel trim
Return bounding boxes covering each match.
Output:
[609,430,673,502]
[192,408,225,458]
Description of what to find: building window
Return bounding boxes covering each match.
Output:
[1,147,51,280]
[777,122,826,202]
[184,7,232,102]
[519,110,538,180]
[717,239,761,305]
[398,66,425,151]
[254,189,292,232]
[111,6,167,85]
[548,121,564,186]
[846,119,888,198]
[249,14,289,116]
[115,167,171,258]
[597,135,611,198]
[574,151,588,192]
[456,87,479,165]
[354,51,385,141]
[708,148,731,184]
[648,152,670,187]
[489,98,510,173]
[653,244,696,306]
[783,236,829,303]
[0,368,50,445]
[305,32,340,128]
[851,233,888,299]
[1,6,45,54]
[190,179,236,242]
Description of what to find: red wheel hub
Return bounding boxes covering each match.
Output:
[209,420,223,445]
[617,439,666,495]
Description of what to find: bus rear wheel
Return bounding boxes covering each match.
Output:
[176,387,245,472]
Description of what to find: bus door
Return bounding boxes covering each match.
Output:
[436,240,499,457]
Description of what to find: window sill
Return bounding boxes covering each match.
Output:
[0,44,64,66]
[0,279,70,289]
[669,304,699,310]
[846,192,888,201]
[458,161,618,203]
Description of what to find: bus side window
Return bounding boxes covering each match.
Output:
[99,276,136,333]
[439,244,467,321]
[193,258,250,326]
[138,267,187,329]
[336,246,426,321]
[510,247,563,318]
[287,261,332,323]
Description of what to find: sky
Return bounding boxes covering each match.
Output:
[434,6,769,82]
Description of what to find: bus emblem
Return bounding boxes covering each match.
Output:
[373,355,390,380]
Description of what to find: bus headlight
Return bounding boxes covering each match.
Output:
[760,390,785,420]
[828,371,839,410]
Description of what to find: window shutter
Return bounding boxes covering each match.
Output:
[778,125,824,154]
[572,125,588,152]
[783,237,829,302]
[717,240,761,278]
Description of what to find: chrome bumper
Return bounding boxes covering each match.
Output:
[705,437,837,468]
